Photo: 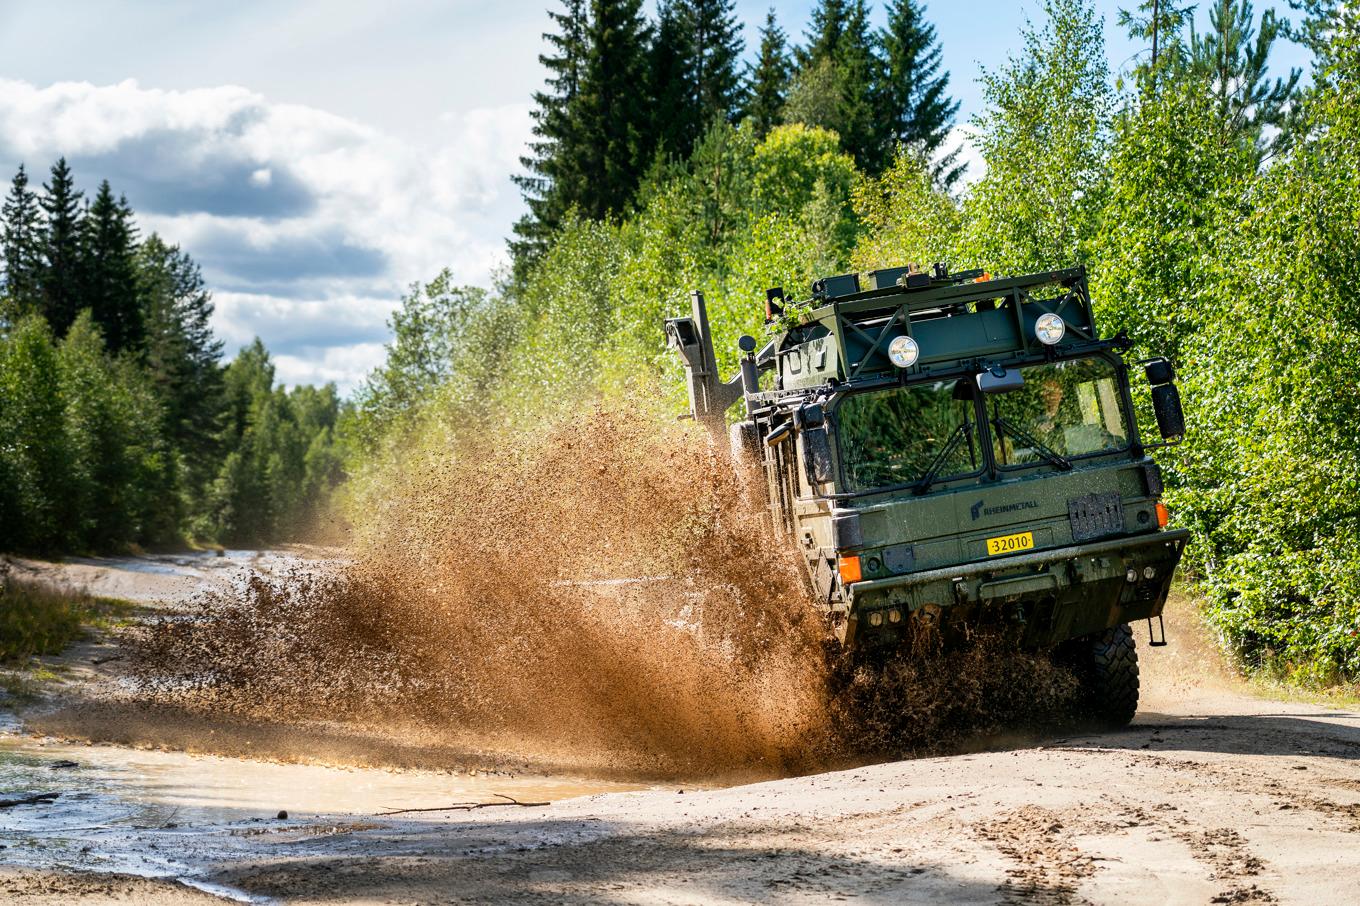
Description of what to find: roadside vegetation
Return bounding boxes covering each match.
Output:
[0,563,136,665]
[346,0,1360,691]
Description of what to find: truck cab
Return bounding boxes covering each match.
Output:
[666,264,1189,726]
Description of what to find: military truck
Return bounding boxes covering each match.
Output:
[665,264,1189,726]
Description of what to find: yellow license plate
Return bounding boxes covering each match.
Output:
[986,531,1034,556]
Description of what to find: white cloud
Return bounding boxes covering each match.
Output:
[0,78,534,394]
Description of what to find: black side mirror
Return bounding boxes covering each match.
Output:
[1142,357,1184,443]
[1152,383,1185,442]
[802,426,835,486]
[795,405,833,486]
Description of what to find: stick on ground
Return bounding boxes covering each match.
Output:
[377,793,549,816]
[0,792,60,809]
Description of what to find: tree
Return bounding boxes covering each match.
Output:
[745,9,792,138]
[79,182,143,355]
[39,158,83,338]
[577,0,654,215]
[1190,0,1302,162]
[1118,0,1195,92]
[137,235,224,497]
[513,0,590,271]
[512,0,652,274]
[352,275,493,444]
[880,0,963,187]
[685,0,746,134]
[1,165,45,321]
[0,315,71,550]
[785,0,882,172]
[962,0,1114,273]
[800,0,849,67]
[648,1,694,158]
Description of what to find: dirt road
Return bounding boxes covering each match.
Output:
[4,555,1360,904]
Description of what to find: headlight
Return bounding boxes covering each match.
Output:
[887,335,920,368]
[1035,313,1065,345]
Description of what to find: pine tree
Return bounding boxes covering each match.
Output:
[1118,0,1195,91]
[685,0,746,132]
[800,0,849,67]
[138,235,224,486]
[1190,0,1301,161]
[784,0,882,171]
[880,0,963,186]
[647,0,746,160]
[746,8,792,138]
[577,0,653,215]
[512,0,590,271]
[836,0,882,171]
[648,1,694,158]
[39,158,83,337]
[1,164,45,320]
[512,0,650,275]
[79,182,143,355]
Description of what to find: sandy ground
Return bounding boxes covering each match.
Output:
[4,554,1360,904]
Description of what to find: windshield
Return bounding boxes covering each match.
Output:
[990,358,1129,468]
[837,380,980,491]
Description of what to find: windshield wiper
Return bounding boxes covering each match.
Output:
[913,422,972,495]
[992,416,1072,471]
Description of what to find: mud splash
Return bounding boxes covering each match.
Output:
[122,405,1078,779]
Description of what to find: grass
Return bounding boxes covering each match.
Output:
[0,569,137,664]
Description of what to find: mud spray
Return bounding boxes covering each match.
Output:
[126,406,1078,780]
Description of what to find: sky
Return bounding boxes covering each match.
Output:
[0,1,1311,393]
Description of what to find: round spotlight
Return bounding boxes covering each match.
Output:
[1035,313,1066,345]
[888,608,902,624]
[1143,566,1157,580]
[868,611,884,627]
[1125,568,1139,584]
[887,335,920,368]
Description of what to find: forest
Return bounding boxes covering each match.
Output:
[5,0,1360,687]
[348,0,1360,687]
[0,159,345,551]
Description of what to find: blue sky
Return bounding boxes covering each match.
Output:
[0,1,1309,391]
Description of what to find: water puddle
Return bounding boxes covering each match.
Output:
[0,727,646,899]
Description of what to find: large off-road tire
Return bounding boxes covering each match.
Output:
[1078,623,1140,728]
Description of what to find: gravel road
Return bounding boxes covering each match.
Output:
[3,555,1359,904]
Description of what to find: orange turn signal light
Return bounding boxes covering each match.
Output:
[838,555,862,584]
[1155,502,1170,528]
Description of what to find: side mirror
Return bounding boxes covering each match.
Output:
[1143,356,1184,443]
[1152,383,1185,442]
[795,404,833,486]
[802,426,835,486]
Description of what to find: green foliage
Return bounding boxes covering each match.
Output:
[513,0,652,274]
[79,182,143,355]
[963,0,1113,274]
[0,316,70,550]
[204,340,344,545]
[745,9,791,138]
[39,158,82,337]
[1,164,44,319]
[1189,0,1302,162]
[880,0,963,187]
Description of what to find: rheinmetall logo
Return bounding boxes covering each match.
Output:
[970,499,1039,520]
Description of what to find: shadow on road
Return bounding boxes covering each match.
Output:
[208,817,1003,905]
[1062,711,1360,759]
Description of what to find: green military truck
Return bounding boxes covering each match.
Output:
[665,264,1189,726]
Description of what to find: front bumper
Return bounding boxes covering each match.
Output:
[845,528,1190,648]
